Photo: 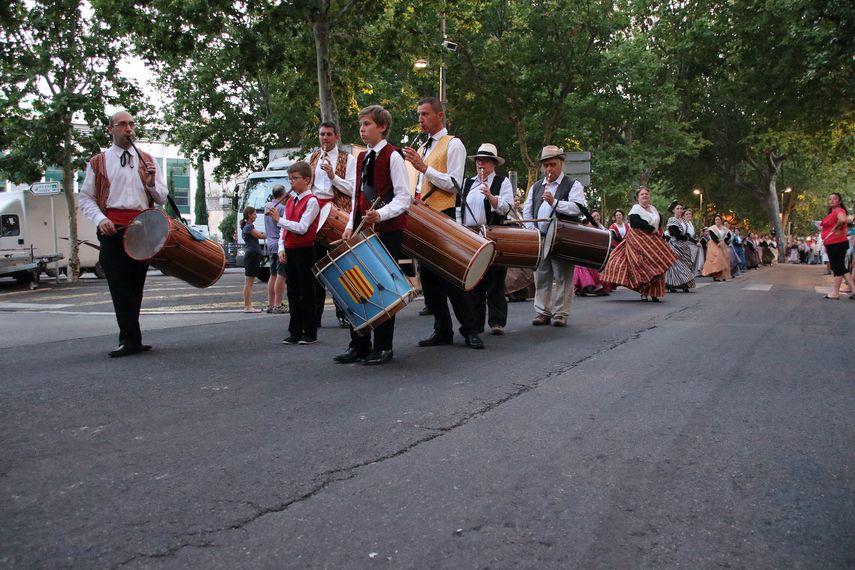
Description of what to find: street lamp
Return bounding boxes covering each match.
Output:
[780,187,792,213]
[693,188,703,226]
[413,58,429,70]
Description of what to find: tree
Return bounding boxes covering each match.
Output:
[655,0,854,256]
[94,0,380,180]
[219,210,237,244]
[0,0,145,280]
[194,155,208,226]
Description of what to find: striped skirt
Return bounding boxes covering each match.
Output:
[665,239,696,288]
[601,229,677,298]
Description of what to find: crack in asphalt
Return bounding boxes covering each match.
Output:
[112,304,691,566]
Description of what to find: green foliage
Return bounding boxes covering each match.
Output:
[3,0,851,236]
[219,210,237,244]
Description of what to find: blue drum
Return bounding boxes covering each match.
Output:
[314,230,415,333]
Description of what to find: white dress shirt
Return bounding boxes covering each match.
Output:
[458,172,513,227]
[415,128,466,194]
[78,144,168,226]
[277,190,320,249]
[522,173,586,233]
[310,146,356,200]
[346,139,411,230]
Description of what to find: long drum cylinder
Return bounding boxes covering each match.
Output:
[402,200,495,291]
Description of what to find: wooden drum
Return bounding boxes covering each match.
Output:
[544,220,612,271]
[402,200,495,291]
[123,209,226,288]
[484,225,544,269]
[315,201,349,248]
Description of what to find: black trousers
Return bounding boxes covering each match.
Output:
[314,243,346,324]
[420,207,477,338]
[469,265,508,332]
[98,230,149,347]
[285,246,318,339]
[349,230,403,352]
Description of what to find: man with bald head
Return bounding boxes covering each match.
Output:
[79,111,168,357]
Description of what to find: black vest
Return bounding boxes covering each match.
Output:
[461,175,507,226]
[528,176,580,222]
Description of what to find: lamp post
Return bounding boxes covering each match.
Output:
[693,188,703,227]
[780,187,792,213]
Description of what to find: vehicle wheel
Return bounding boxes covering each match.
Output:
[94,262,107,279]
[13,271,33,285]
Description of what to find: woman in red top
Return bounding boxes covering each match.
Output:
[820,192,854,299]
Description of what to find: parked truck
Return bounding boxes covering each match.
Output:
[0,186,101,285]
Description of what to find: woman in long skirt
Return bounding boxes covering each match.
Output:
[664,201,696,292]
[702,215,732,281]
[574,210,611,296]
[601,187,677,302]
[759,236,774,265]
[744,232,760,269]
[684,208,704,275]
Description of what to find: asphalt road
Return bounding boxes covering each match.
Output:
[1,264,853,568]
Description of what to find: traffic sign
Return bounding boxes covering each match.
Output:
[29,182,61,195]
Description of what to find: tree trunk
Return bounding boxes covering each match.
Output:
[313,17,339,127]
[62,117,80,282]
[766,171,786,262]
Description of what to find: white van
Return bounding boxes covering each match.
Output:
[0,189,100,283]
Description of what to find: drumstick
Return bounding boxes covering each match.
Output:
[328,196,384,247]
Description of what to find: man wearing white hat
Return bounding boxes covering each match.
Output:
[522,145,587,327]
[459,143,514,335]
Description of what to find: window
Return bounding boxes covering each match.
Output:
[166,158,191,215]
[45,167,63,185]
[1,214,20,237]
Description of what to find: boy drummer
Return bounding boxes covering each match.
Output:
[333,105,411,365]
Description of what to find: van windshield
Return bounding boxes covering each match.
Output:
[241,176,291,211]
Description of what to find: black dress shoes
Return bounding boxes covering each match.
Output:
[418,332,453,347]
[363,350,393,365]
[418,306,433,316]
[333,347,370,363]
[108,344,149,358]
[464,334,485,349]
[338,317,350,329]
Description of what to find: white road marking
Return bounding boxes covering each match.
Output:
[0,302,74,310]
[742,284,773,291]
[694,282,711,288]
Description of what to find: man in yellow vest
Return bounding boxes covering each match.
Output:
[402,97,483,349]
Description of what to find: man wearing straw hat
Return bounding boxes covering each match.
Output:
[78,110,168,357]
[522,145,587,327]
[459,143,514,335]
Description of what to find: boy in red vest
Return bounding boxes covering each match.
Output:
[333,105,412,365]
[269,162,320,344]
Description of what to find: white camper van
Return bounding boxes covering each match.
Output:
[0,188,101,284]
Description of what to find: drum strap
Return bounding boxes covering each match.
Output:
[573,201,601,228]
